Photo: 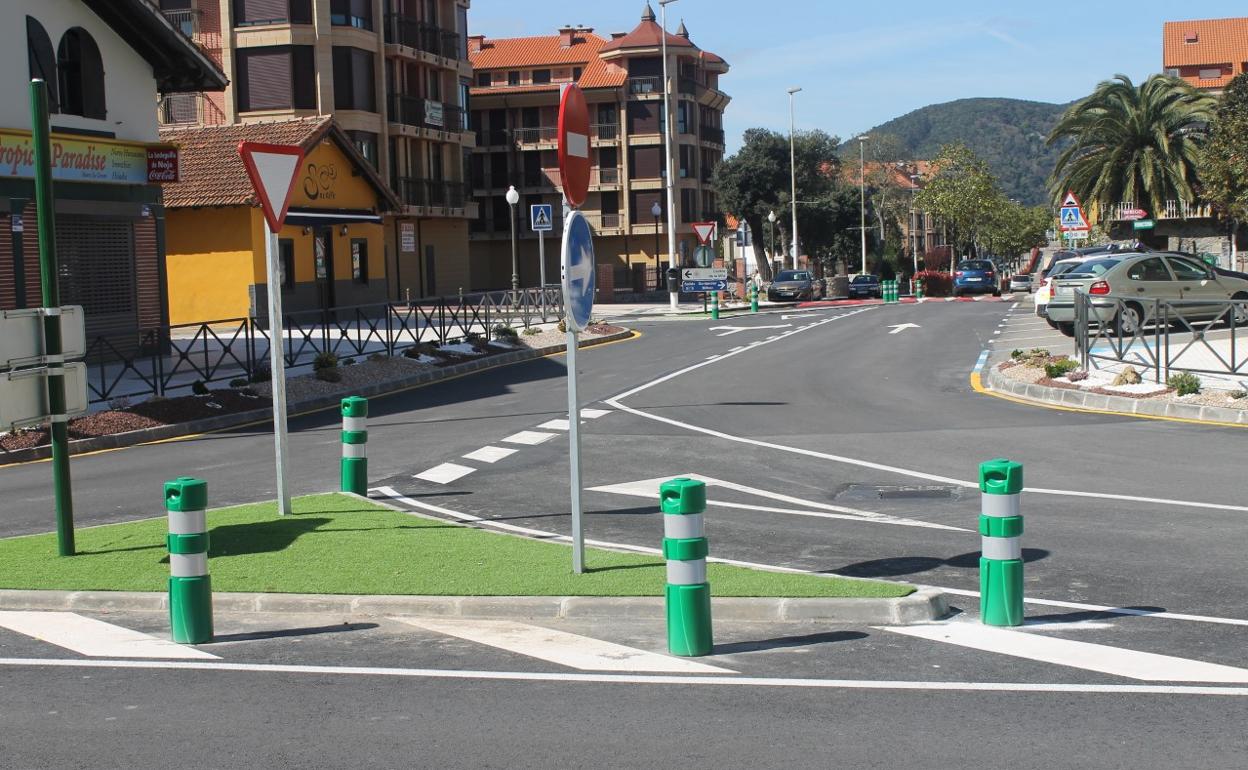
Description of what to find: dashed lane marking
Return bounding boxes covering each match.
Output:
[537,419,571,431]
[415,462,476,485]
[462,446,517,464]
[0,611,218,659]
[580,408,611,419]
[501,430,558,446]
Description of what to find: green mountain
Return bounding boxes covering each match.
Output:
[853,98,1069,206]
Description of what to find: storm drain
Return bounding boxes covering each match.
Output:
[835,484,961,502]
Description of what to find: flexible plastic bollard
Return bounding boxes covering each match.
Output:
[165,476,212,644]
[660,478,712,656]
[341,396,368,495]
[915,278,924,300]
[711,292,720,320]
[750,284,759,313]
[979,458,1024,626]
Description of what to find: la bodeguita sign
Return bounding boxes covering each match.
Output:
[0,129,178,185]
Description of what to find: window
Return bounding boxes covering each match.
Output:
[476,71,491,87]
[679,145,695,178]
[457,6,469,59]
[26,17,58,113]
[1127,258,1172,282]
[532,69,551,84]
[330,0,372,29]
[347,130,378,167]
[333,47,376,111]
[351,239,368,283]
[677,102,691,134]
[236,45,316,111]
[279,239,295,289]
[629,146,662,179]
[1167,257,1211,281]
[631,191,662,224]
[57,28,105,119]
[573,66,583,81]
[508,71,520,86]
[1199,67,1225,80]
[234,0,312,25]
[628,101,659,134]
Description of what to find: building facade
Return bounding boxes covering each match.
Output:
[1163,17,1248,93]
[156,0,476,299]
[466,4,729,297]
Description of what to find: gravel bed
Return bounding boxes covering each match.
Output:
[251,355,436,403]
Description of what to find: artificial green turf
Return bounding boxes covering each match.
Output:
[0,494,913,598]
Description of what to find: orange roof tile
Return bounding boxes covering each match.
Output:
[471,31,605,70]
[1163,17,1248,68]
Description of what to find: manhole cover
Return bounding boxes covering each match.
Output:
[836,484,960,502]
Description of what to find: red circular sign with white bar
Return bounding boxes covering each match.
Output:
[557,85,590,208]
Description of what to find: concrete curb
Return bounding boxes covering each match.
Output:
[985,363,1248,426]
[0,329,635,466]
[0,587,949,626]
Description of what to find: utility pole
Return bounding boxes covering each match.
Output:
[660,0,680,310]
[859,134,869,275]
[787,87,801,270]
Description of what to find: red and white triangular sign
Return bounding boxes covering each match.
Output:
[1061,191,1081,208]
[238,142,305,233]
[692,221,717,245]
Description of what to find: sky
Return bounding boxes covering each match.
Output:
[468,0,1248,152]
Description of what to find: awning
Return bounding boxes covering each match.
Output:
[284,208,383,227]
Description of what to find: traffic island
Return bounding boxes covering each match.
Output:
[0,493,945,625]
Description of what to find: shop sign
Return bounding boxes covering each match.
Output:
[146,148,179,182]
[400,222,416,252]
[0,129,174,185]
[424,100,444,129]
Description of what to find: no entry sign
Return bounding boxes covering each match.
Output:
[557,85,590,207]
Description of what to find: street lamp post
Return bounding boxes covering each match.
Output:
[858,134,869,275]
[787,87,801,271]
[506,185,520,294]
[660,0,680,310]
[767,210,776,274]
[651,200,662,290]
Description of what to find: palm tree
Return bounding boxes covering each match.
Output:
[1047,74,1217,217]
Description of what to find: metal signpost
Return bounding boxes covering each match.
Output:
[558,84,594,574]
[238,142,306,516]
[531,203,553,290]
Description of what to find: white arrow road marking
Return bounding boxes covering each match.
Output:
[588,474,965,531]
[708,324,792,337]
[394,618,733,674]
[888,323,921,334]
[884,621,1248,683]
[0,611,218,659]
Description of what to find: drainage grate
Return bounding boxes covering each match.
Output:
[836,484,960,502]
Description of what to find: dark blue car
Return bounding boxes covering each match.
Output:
[953,259,1000,297]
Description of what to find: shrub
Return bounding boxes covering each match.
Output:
[1167,371,1201,396]
[1044,358,1079,379]
[315,367,342,383]
[913,270,953,297]
[557,318,568,333]
[191,380,210,396]
[342,357,356,366]
[1231,390,1247,400]
[1066,369,1089,382]
[1018,348,1052,368]
[249,362,272,384]
[107,396,131,411]
[313,352,339,372]
[493,324,519,340]
[368,352,387,363]
[229,378,249,388]
[1112,366,1143,386]
[1010,349,1025,360]
[522,326,541,336]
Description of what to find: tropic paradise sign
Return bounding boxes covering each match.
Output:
[0,129,178,185]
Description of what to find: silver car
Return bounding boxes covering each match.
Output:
[1046,253,1248,336]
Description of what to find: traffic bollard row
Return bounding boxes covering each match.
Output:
[341,396,368,495]
[979,458,1024,626]
[165,476,213,644]
[660,478,713,656]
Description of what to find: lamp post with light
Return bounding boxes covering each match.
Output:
[787,87,801,270]
[858,134,869,275]
[767,210,776,274]
[506,185,520,294]
[659,0,680,310]
[652,200,662,290]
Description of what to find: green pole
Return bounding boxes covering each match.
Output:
[660,478,713,656]
[340,396,368,495]
[711,291,719,320]
[750,283,758,313]
[979,458,1024,626]
[165,477,213,643]
[30,79,74,557]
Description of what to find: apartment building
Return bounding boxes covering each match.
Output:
[155,0,475,301]
[466,4,729,295]
[1163,17,1248,92]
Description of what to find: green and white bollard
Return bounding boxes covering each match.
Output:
[979,458,1024,626]
[750,284,759,313]
[341,396,368,495]
[914,278,924,300]
[661,478,713,656]
[711,292,720,320]
[165,476,212,644]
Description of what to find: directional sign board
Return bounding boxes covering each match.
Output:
[692,222,717,245]
[531,204,554,232]
[0,306,85,368]
[1133,219,1156,231]
[561,209,596,332]
[682,268,728,281]
[1121,208,1148,221]
[1,362,87,429]
[557,85,590,207]
[238,142,305,233]
[1059,190,1090,233]
[682,280,729,293]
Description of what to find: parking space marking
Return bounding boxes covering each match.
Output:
[537,419,571,431]
[580,408,611,419]
[415,463,476,485]
[0,611,218,659]
[394,618,734,674]
[462,446,517,464]
[502,430,558,446]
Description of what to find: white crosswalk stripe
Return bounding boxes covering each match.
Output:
[0,611,218,659]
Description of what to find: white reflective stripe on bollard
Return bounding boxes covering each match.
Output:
[170,552,209,578]
[166,510,207,536]
[666,559,707,586]
[982,494,1021,518]
[342,443,367,459]
[663,513,704,540]
[343,417,367,433]
[981,536,1022,561]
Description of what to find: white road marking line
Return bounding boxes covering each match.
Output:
[884,621,1248,683]
[415,463,476,484]
[580,408,610,419]
[5,658,1248,696]
[537,419,571,431]
[462,446,517,464]
[0,612,218,659]
[502,430,558,445]
[393,617,733,674]
[928,586,1248,628]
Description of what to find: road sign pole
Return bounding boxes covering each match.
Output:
[539,228,546,304]
[265,227,292,516]
[30,79,74,556]
[567,328,585,574]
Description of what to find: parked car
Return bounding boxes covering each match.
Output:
[1008,274,1032,293]
[952,260,1000,297]
[847,274,882,299]
[1034,258,1091,320]
[1046,252,1248,336]
[767,270,823,302]
[1039,242,1150,275]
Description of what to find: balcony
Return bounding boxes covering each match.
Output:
[385,14,461,60]
[514,126,557,145]
[396,178,469,209]
[628,76,661,95]
[161,7,200,37]
[592,123,620,142]
[700,125,725,145]
[157,93,227,127]
[388,94,463,133]
[1107,200,1214,221]
[590,167,620,187]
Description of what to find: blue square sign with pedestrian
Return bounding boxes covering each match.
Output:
[531,204,554,232]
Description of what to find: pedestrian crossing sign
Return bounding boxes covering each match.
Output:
[531,204,554,232]
[1059,191,1089,231]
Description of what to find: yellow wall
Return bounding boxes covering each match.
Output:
[290,142,379,210]
[165,207,255,325]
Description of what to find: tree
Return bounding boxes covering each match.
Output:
[1047,74,1217,219]
[914,143,999,263]
[1197,73,1248,259]
[980,197,1051,265]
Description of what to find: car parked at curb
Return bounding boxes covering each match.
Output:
[847,274,881,299]
[952,259,999,297]
[1008,274,1032,293]
[1046,252,1248,336]
[767,270,823,302]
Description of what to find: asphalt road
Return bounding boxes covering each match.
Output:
[4,298,1248,767]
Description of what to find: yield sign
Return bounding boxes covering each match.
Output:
[692,221,717,245]
[238,142,304,233]
[557,85,590,207]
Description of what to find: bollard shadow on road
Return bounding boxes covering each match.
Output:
[713,630,868,655]
[208,622,380,644]
[832,548,1051,579]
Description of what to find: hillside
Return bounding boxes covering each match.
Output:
[850,98,1069,206]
